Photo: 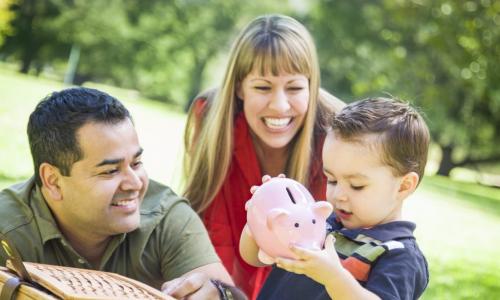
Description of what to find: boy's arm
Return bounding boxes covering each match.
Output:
[276,235,380,300]
[239,224,267,267]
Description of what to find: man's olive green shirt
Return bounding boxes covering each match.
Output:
[0,177,220,289]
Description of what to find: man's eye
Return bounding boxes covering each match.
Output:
[132,161,143,168]
[101,169,118,175]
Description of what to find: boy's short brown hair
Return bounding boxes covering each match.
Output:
[329,97,430,183]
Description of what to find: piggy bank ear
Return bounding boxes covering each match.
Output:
[312,201,333,219]
[266,208,290,231]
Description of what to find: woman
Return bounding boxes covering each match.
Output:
[183,14,344,299]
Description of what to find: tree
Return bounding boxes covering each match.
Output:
[0,0,65,73]
[309,0,500,177]
[0,0,17,46]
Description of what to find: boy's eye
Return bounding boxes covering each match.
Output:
[351,185,365,191]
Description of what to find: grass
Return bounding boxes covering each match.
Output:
[406,178,500,299]
[1,68,500,299]
[0,68,186,192]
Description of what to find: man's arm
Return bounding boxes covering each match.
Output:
[162,262,247,300]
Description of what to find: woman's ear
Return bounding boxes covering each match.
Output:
[39,162,63,201]
[236,82,244,101]
[397,172,419,201]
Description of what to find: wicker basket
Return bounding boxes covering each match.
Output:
[1,261,174,300]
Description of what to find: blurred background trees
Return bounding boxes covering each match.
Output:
[1,0,499,181]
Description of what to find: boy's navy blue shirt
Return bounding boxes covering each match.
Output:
[257,215,429,300]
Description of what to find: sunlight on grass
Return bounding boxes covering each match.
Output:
[404,180,500,299]
[2,69,500,299]
[0,70,186,192]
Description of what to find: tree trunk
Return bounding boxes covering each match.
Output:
[437,144,455,176]
[184,58,207,112]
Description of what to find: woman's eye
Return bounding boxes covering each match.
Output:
[288,86,304,91]
[327,180,337,185]
[254,86,271,91]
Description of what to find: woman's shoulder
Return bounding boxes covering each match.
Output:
[318,88,346,114]
[190,88,218,117]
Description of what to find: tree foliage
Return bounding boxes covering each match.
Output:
[1,0,499,176]
[0,0,286,105]
[309,0,500,176]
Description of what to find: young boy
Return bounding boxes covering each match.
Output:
[240,97,430,300]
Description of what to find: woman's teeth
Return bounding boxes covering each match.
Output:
[264,117,292,129]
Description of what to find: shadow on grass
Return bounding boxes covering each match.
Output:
[422,176,500,217]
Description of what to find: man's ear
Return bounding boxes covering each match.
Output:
[39,162,63,201]
[397,172,419,201]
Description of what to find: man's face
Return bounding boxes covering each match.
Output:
[56,119,148,240]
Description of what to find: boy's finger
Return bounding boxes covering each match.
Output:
[324,234,336,257]
[276,257,305,275]
[289,244,312,260]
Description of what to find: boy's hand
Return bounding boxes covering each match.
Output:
[275,234,342,285]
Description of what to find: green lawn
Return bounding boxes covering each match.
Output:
[1,68,499,299]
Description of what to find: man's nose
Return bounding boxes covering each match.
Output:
[121,166,143,191]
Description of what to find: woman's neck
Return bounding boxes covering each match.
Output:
[251,134,290,177]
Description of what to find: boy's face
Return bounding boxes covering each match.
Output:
[322,131,405,229]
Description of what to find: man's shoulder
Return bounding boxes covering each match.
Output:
[140,179,189,215]
[0,178,36,233]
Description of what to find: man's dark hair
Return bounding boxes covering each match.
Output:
[329,97,430,183]
[27,87,132,186]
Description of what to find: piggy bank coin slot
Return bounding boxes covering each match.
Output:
[286,187,296,204]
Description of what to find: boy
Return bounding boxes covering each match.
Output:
[240,97,430,299]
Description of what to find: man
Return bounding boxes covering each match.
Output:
[0,87,244,299]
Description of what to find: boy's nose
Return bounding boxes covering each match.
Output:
[333,186,348,202]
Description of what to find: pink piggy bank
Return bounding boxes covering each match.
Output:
[245,178,333,264]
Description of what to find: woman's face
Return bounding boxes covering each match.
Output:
[237,70,310,151]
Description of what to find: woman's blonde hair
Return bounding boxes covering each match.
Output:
[183,14,343,213]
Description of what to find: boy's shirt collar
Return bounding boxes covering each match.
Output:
[327,213,416,243]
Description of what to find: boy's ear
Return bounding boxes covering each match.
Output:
[39,162,63,201]
[397,172,419,201]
